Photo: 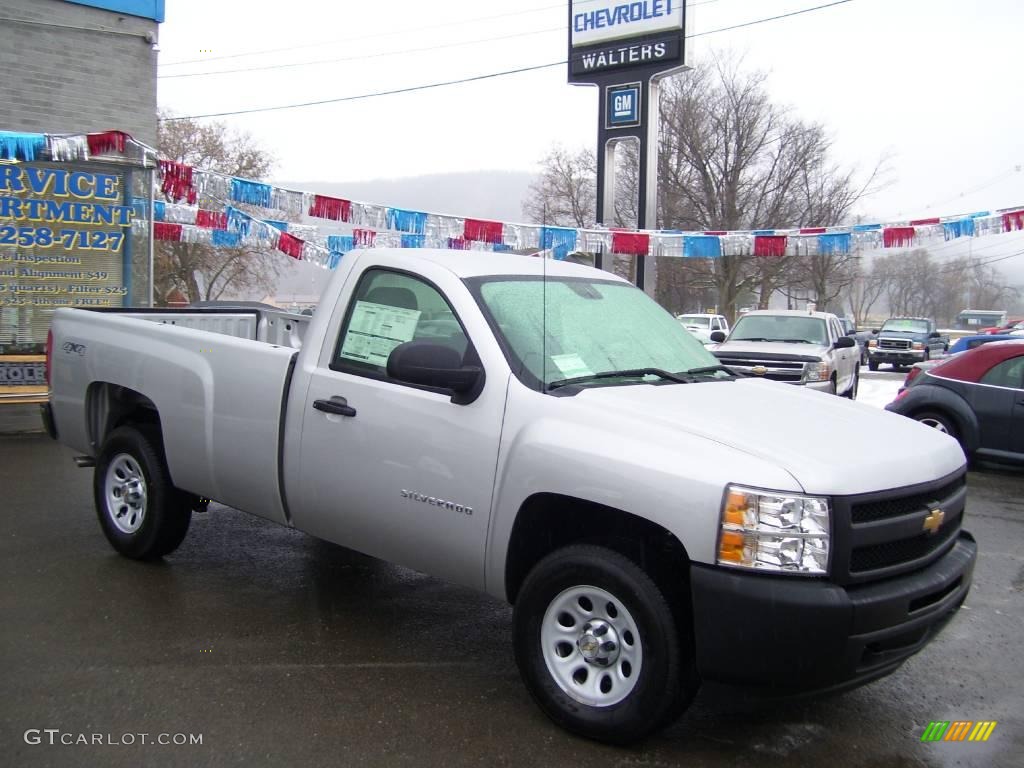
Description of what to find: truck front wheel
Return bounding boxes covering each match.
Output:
[513,545,696,744]
[93,425,192,560]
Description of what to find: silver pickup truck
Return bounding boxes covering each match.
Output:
[43,249,976,744]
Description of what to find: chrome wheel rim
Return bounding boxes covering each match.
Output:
[540,585,643,707]
[919,418,949,434]
[104,454,147,534]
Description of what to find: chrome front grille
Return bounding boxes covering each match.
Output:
[879,337,911,350]
[715,357,805,383]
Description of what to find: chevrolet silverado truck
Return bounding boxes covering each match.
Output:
[42,249,975,744]
[710,309,861,397]
[868,317,948,371]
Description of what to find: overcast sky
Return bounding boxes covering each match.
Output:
[157,0,1022,225]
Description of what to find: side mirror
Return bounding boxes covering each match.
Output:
[871,329,880,335]
[834,336,856,349]
[709,331,727,343]
[387,341,483,403]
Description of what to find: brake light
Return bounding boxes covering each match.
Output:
[45,329,53,388]
[904,366,922,388]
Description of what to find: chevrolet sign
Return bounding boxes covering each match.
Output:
[571,0,684,48]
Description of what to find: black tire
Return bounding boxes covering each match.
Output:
[513,545,697,745]
[860,348,868,366]
[827,376,838,396]
[868,360,879,371]
[843,369,859,399]
[93,425,192,560]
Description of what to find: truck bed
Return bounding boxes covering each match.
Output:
[48,307,303,525]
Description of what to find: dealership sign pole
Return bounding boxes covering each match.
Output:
[568,0,688,288]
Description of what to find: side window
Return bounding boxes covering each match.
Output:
[980,357,1024,389]
[829,319,841,343]
[711,318,721,331]
[331,269,471,378]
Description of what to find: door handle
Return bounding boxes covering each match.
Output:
[313,396,357,417]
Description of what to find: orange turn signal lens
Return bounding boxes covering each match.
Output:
[718,531,746,563]
[724,490,749,527]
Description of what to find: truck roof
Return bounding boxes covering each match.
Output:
[355,248,629,281]
[736,309,837,320]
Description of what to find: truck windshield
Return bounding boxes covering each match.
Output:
[677,315,711,328]
[468,277,722,391]
[882,319,929,333]
[730,315,828,345]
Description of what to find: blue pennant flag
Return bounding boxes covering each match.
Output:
[266,220,288,232]
[328,252,343,270]
[540,226,577,261]
[943,219,975,240]
[819,232,852,255]
[0,131,46,161]
[327,235,355,253]
[387,208,428,234]
[401,234,425,248]
[683,235,722,258]
[154,201,165,221]
[131,198,165,221]
[853,223,881,232]
[493,243,512,252]
[225,206,251,236]
[968,211,990,218]
[752,230,775,236]
[211,230,241,247]
[230,178,273,207]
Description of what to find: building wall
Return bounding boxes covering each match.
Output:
[0,0,158,145]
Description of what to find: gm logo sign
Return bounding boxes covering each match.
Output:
[606,83,641,128]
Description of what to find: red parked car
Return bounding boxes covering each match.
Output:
[886,340,1024,465]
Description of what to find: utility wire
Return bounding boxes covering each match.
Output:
[162,0,855,121]
[160,0,725,68]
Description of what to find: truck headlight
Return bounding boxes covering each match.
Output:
[803,361,831,382]
[868,339,877,348]
[717,486,830,574]
[912,342,924,350]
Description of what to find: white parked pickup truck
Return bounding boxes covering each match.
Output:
[42,249,976,744]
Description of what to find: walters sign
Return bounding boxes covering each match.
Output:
[568,0,685,80]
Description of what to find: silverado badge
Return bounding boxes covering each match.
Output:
[923,508,945,534]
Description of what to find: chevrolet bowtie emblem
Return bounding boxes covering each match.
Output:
[923,508,945,534]
[751,366,768,376]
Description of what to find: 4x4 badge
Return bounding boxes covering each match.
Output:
[923,508,945,534]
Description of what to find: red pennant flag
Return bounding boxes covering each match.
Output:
[158,160,195,203]
[195,210,227,229]
[800,227,827,235]
[277,232,304,259]
[611,232,650,256]
[704,230,727,236]
[883,227,916,248]
[754,235,788,257]
[464,218,503,244]
[1002,210,1024,232]
[909,217,940,226]
[153,222,183,241]
[309,194,351,222]
[353,228,376,247]
[86,130,129,155]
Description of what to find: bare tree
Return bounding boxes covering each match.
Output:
[842,259,887,326]
[155,112,283,305]
[521,146,596,228]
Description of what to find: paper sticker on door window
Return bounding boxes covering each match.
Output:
[339,301,422,367]
[550,353,593,379]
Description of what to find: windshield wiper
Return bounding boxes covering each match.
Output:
[781,339,815,344]
[682,364,740,377]
[548,368,689,391]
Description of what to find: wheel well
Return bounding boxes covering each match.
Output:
[504,493,690,606]
[86,382,163,451]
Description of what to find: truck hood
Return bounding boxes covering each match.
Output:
[574,378,964,496]
[878,330,927,340]
[713,341,829,360]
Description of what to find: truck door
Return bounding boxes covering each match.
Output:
[291,267,503,590]
[829,317,854,391]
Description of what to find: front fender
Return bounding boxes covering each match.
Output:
[887,385,979,453]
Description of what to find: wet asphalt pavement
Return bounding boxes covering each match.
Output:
[1,377,1022,767]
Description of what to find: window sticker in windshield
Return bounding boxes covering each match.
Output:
[339,301,421,367]
[550,353,594,380]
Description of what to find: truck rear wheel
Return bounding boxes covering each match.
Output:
[93,425,192,560]
[868,360,879,371]
[513,545,696,744]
